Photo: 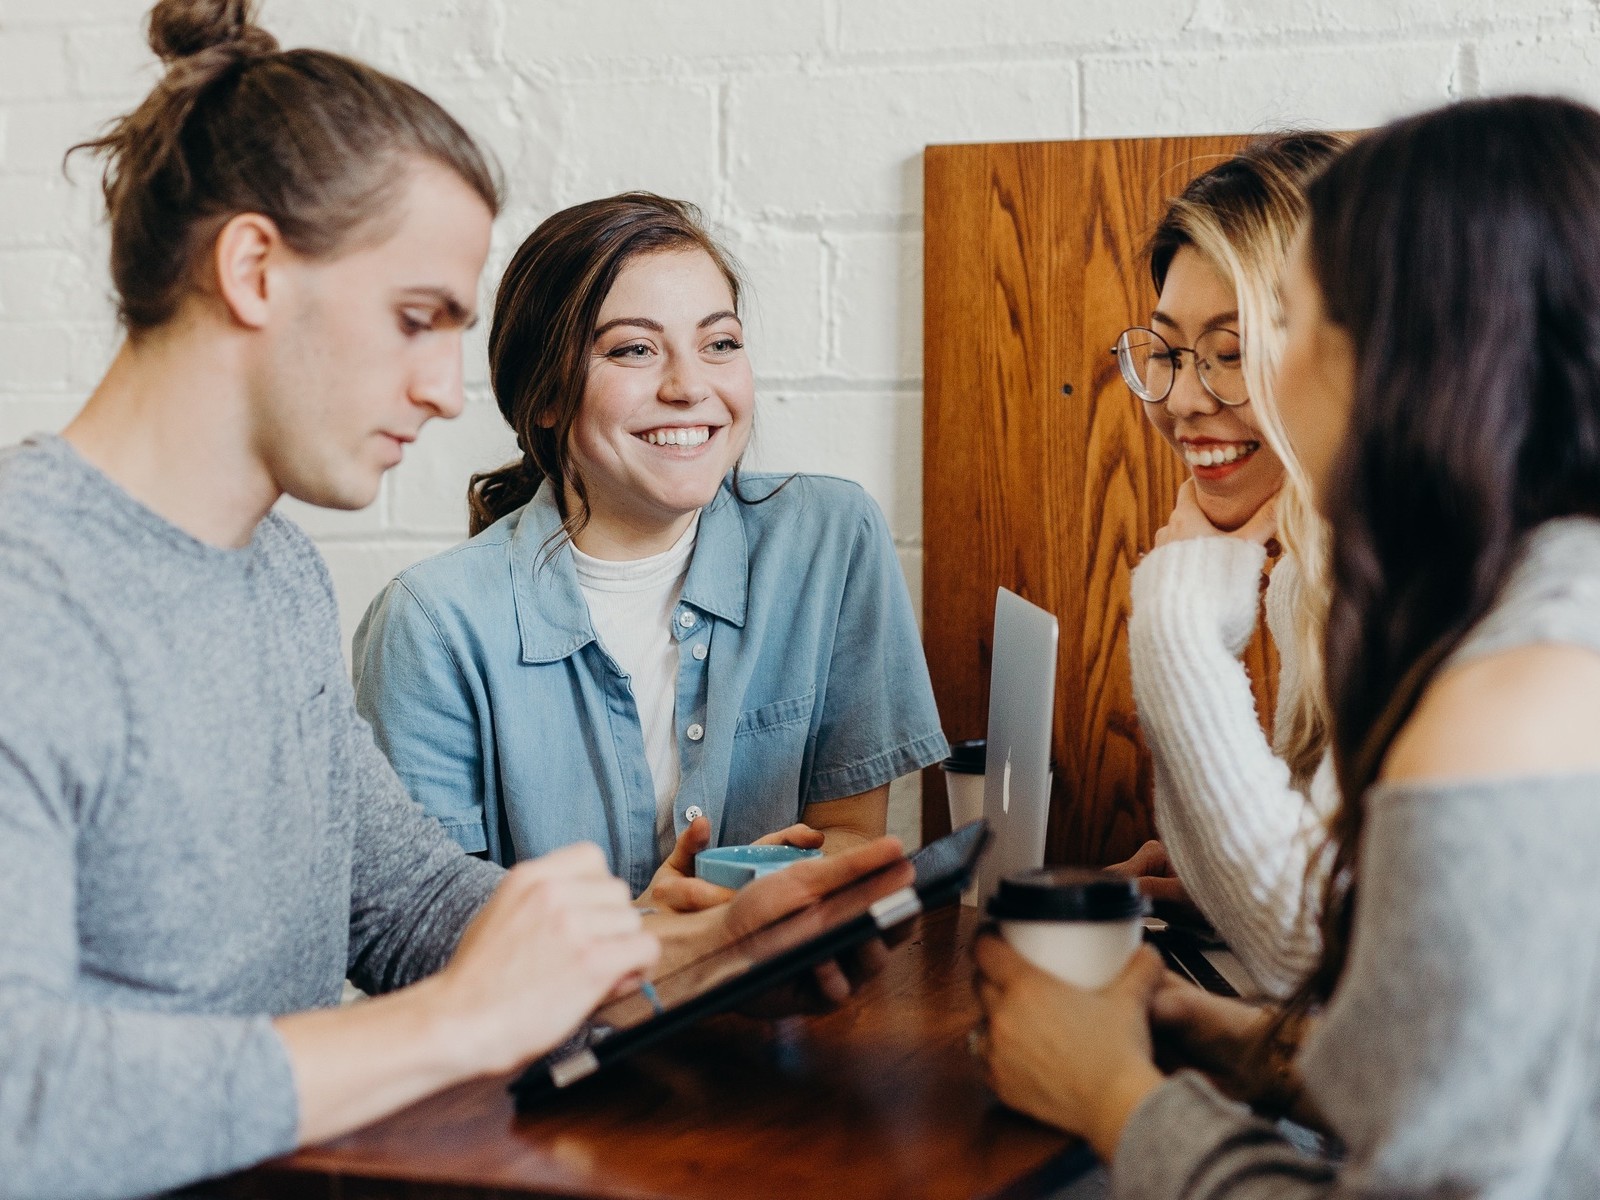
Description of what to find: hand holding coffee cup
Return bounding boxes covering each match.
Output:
[986,868,1149,989]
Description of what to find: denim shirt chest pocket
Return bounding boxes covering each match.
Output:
[725,688,816,832]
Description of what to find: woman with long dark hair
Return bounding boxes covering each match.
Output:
[977,95,1600,1195]
[353,193,947,909]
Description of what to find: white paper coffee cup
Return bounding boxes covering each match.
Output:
[988,868,1148,989]
[941,740,987,905]
[942,740,1056,907]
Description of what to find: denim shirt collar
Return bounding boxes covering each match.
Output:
[510,477,749,664]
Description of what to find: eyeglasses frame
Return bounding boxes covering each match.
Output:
[1109,325,1248,408]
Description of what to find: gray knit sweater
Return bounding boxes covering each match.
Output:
[1115,517,1600,1198]
[0,436,502,1200]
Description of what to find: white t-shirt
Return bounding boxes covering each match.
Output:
[571,515,700,861]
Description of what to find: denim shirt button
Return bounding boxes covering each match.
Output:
[692,643,708,661]
[686,722,705,742]
[677,610,697,629]
[684,805,704,822]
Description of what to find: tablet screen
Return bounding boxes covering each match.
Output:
[514,820,988,1102]
[595,848,919,1030]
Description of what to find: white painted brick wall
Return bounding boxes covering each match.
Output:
[3,0,1598,845]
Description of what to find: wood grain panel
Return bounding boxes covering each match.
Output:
[923,134,1279,867]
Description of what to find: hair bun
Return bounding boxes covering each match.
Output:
[147,0,277,64]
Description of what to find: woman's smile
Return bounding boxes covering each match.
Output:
[1180,436,1263,476]
[635,424,716,450]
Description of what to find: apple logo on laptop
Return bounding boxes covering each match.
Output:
[1001,751,1012,814]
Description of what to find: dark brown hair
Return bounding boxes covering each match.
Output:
[469,191,747,540]
[1290,96,1600,1020]
[71,0,501,333]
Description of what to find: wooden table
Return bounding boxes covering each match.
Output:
[216,905,1091,1200]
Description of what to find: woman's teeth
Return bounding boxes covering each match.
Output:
[640,427,711,448]
[1183,440,1259,468]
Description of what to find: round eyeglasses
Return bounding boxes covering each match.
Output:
[1111,326,1247,407]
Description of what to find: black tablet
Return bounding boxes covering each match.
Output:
[510,819,991,1109]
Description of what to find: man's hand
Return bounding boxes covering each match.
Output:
[428,843,660,1076]
[277,842,657,1146]
[641,817,827,913]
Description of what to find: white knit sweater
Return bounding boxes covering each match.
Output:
[1127,537,1335,997]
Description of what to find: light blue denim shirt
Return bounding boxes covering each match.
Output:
[352,472,948,894]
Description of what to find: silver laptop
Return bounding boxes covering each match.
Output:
[974,588,1059,906]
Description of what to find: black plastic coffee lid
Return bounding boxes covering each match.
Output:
[941,738,987,774]
[986,868,1148,922]
[941,738,1059,776]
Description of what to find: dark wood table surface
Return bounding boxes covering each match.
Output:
[216,904,1091,1200]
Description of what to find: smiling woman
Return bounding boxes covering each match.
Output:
[352,193,948,909]
[1110,133,1348,999]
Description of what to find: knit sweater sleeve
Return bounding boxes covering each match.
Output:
[1112,774,1600,1199]
[0,565,298,1200]
[1127,539,1326,996]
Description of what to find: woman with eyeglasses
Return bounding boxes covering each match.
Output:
[977,92,1600,1199]
[1106,133,1346,998]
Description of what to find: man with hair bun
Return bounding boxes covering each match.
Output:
[0,4,903,1197]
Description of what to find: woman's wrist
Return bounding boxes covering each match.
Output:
[1083,1061,1166,1163]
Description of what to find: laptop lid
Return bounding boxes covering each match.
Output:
[974,588,1059,906]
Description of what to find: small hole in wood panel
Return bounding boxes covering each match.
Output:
[1061,383,1074,395]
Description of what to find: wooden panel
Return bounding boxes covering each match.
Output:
[922,135,1279,867]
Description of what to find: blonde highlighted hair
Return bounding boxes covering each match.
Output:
[1147,132,1349,787]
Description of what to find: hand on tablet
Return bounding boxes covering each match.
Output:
[641,817,827,913]
[431,843,659,1076]
[722,835,911,1015]
[642,836,911,1013]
